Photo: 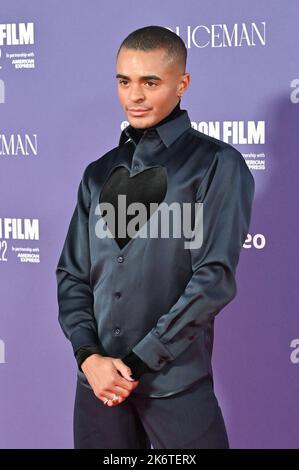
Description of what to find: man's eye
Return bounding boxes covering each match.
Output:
[118,80,157,87]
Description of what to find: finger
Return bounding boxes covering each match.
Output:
[107,385,130,400]
[102,394,126,407]
[106,397,126,407]
[113,358,137,383]
[97,391,122,405]
[114,374,138,391]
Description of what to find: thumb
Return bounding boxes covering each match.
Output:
[113,358,136,381]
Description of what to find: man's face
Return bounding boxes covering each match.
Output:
[116,47,190,128]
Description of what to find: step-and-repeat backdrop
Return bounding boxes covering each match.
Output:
[0,0,298,449]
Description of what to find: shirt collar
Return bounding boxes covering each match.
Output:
[119,109,191,149]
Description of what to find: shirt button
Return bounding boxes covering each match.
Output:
[117,255,124,263]
[115,292,121,299]
[133,163,140,171]
[114,328,121,335]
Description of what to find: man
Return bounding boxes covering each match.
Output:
[56,25,255,449]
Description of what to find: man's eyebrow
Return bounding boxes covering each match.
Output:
[115,74,162,81]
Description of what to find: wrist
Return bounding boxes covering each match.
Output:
[75,345,105,372]
[81,353,103,371]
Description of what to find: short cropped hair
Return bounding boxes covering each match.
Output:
[116,25,187,73]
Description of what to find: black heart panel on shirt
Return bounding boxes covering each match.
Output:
[99,166,167,248]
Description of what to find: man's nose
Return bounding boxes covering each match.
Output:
[128,84,145,102]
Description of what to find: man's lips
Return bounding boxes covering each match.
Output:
[128,108,151,116]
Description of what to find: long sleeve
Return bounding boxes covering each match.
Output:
[132,147,255,371]
[56,164,104,355]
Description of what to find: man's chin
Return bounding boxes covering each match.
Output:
[126,116,154,128]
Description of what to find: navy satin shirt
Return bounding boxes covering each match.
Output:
[55,104,255,397]
[74,102,183,379]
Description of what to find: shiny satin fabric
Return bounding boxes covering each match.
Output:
[56,109,255,397]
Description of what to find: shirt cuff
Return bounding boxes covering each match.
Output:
[75,344,107,371]
[132,330,175,371]
[121,350,154,380]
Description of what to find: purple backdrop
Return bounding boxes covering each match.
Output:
[0,0,298,449]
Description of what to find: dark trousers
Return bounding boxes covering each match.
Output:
[73,375,229,449]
